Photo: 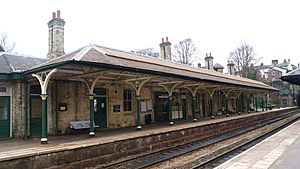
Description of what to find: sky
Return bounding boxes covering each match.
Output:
[1,0,300,67]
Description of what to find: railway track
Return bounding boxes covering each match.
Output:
[192,113,300,169]
[100,111,300,169]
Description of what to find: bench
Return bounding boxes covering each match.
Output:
[70,121,91,130]
[69,121,99,134]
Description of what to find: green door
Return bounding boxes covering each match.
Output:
[30,96,42,136]
[0,96,10,138]
[94,97,107,128]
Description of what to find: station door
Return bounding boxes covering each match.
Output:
[30,96,42,136]
[0,96,10,138]
[94,97,107,128]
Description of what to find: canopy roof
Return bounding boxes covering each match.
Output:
[27,44,277,91]
[0,52,46,73]
[281,66,300,85]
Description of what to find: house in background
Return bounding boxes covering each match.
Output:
[256,59,299,107]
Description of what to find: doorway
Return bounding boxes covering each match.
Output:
[30,96,42,136]
[154,92,169,122]
[93,87,107,128]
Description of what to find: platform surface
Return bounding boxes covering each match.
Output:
[0,107,293,163]
[216,118,300,169]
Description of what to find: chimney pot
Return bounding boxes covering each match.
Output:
[162,38,164,43]
[52,12,56,19]
[166,37,168,42]
[206,53,208,57]
[57,10,61,19]
[209,52,212,57]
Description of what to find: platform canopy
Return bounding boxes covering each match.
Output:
[24,44,278,92]
[281,67,300,85]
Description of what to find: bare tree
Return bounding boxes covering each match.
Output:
[173,38,199,66]
[0,33,15,52]
[135,48,159,57]
[229,41,261,78]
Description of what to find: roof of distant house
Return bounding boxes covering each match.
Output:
[214,63,224,69]
[269,66,287,75]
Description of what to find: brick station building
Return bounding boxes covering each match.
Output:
[0,11,277,143]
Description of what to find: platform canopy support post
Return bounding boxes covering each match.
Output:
[32,68,57,144]
[255,97,258,112]
[82,76,101,137]
[192,96,197,122]
[246,93,250,113]
[184,84,206,122]
[160,81,183,125]
[225,96,229,114]
[261,96,265,111]
[265,93,268,111]
[236,97,239,113]
[88,94,95,136]
[40,94,48,144]
[126,77,152,130]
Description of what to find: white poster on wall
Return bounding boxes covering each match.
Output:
[141,100,147,112]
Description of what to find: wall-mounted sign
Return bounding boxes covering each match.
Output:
[59,103,67,111]
[113,105,120,112]
[141,100,147,112]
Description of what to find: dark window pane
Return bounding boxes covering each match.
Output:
[94,88,106,95]
[123,90,132,111]
[31,98,42,118]
[0,87,6,93]
[30,85,41,94]
[0,99,8,120]
[128,91,132,100]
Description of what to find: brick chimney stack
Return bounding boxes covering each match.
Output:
[159,37,172,61]
[227,60,235,75]
[205,52,214,70]
[272,59,278,66]
[47,10,65,59]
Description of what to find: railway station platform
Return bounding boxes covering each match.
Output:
[0,107,298,169]
[217,115,300,169]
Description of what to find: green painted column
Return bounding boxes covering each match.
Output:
[265,94,268,111]
[225,97,229,114]
[89,95,95,137]
[261,97,265,111]
[40,94,48,144]
[168,96,173,125]
[192,96,197,122]
[202,95,206,117]
[136,95,141,130]
[209,97,213,117]
[255,97,258,112]
[236,98,239,113]
[241,95,244,112]
[247,96,250,113]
